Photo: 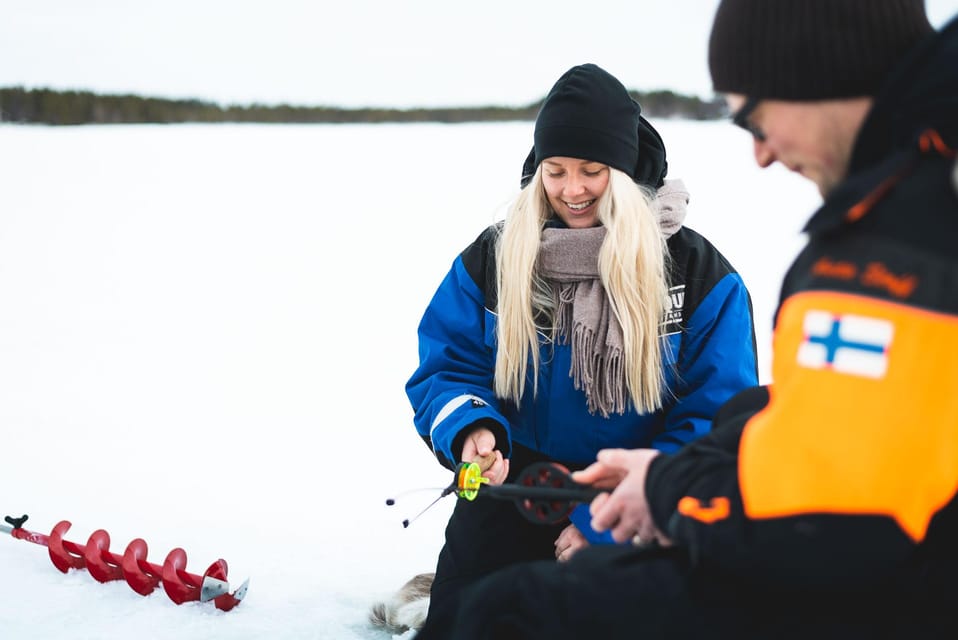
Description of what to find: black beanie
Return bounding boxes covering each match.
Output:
[709,0,934,100]
[520,63,667,189]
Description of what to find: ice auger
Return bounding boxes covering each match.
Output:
[1,514,248,611]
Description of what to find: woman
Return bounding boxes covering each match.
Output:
[404,63,757,631]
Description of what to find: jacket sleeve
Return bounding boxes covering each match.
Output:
[645,287,951,589]
[405,255,510,470]
[652,272,759,454]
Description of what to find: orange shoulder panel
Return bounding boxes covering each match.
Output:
[739,291,958,542]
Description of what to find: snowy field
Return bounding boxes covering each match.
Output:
[0,120,818,639]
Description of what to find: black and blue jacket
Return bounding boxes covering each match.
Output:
[406,223,758,470]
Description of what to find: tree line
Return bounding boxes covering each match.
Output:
[0,86,726,125]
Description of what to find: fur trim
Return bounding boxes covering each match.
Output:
[369,573,434,633]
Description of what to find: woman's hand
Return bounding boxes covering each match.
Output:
[460,427,510,485]
[553,524,589,562]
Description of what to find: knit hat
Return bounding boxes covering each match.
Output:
[520,63,667,188]
[709,0,934,100]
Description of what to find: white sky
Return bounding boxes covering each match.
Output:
[3,0,956,108]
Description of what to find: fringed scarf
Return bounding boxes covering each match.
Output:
[536,179,689,417]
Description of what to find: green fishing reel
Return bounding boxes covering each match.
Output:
[453,461,490,501]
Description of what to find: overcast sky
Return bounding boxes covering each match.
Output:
[2,0,957,109]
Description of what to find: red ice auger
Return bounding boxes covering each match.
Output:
[1,513,248,611]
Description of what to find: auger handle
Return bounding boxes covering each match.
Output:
[1,514,30,536]
[2,519,50,546]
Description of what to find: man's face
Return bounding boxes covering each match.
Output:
[726,94,873,198]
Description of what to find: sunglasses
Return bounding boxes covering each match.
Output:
[732,97,766,142]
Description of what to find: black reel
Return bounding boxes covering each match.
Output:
[481,462,602,525]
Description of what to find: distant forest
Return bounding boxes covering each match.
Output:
[0,86,726,125]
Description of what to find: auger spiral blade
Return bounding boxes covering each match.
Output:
[2,513,248,612]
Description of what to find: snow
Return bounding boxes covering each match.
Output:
[0,120,818,639]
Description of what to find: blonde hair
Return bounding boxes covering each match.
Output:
[494,165,670,414]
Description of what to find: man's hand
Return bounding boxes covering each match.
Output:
[572,448,671,545]
[461,427,509,485]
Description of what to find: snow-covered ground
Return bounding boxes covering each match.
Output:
[0,120,818,639]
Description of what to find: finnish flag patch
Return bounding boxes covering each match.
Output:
[797,311,893,379]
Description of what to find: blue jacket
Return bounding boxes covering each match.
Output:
[407,223,758,470]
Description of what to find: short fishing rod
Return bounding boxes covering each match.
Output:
[387,461,603,526]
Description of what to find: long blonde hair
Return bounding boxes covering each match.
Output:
[494,165,670,414]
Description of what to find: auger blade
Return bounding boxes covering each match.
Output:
[201,575,230,602]
[233,578,250,601]
[212,578,249,611]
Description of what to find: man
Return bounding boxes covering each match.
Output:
[413,1,958,638]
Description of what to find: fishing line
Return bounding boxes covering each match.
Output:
[385,483,458,528]
[384,487,450,506]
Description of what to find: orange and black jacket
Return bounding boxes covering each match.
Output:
[645,15,958,604]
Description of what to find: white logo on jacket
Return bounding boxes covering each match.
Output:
[662,284,685,335]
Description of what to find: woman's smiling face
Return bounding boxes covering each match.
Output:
[541,157,610,228]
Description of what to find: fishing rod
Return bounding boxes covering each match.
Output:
[388,461,603,526]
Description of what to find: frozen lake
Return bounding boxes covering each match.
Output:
[0,120,818,639]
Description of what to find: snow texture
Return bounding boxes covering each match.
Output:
[0,121,817,639]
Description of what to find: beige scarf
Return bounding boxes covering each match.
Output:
[536,180,688,417]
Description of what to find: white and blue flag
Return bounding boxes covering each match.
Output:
[797,311,893,379]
